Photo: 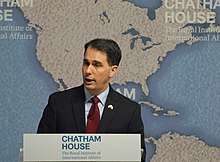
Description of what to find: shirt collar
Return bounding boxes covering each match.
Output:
[84,86,109,106]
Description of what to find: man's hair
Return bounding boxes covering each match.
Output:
[84,38,122,66]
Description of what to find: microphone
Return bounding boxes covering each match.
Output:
[87,111,94,120]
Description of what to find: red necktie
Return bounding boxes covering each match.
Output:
[86,96,100,133]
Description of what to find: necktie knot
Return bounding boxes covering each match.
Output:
[92,96,99,104]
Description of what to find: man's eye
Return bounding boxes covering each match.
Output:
[94,63,102,67]
[83,61,89,66]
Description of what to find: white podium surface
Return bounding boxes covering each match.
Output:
[23,134,141,162]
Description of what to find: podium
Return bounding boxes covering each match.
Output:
[22,134,141,162]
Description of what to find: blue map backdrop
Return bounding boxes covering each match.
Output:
[0,0,220,162]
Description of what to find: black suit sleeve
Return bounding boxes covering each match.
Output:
[128,104,146,162]
[37,94,57,133]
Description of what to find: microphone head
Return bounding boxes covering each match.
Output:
[87,112,93,119]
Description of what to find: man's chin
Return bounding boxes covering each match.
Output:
[84,85,98,95]
[84,83,95,90]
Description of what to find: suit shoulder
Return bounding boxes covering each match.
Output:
[50,85,83,99]
[112,89,140,107]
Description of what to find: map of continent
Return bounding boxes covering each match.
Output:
[20,0,194,95]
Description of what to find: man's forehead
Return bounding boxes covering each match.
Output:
[83,58,102,63]
[84,48,108,62]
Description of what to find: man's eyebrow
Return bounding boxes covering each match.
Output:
[92,60,103,66]
[93,60,102,64]
[83,59,102,65]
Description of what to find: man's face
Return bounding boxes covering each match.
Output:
[82,47,118,95]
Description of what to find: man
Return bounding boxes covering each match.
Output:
[37,38,146,161]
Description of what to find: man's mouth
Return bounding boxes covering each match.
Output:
[85,78,95,83]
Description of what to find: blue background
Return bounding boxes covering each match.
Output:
[0,1,220,161]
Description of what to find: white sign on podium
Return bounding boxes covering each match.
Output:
[23,134,141,162]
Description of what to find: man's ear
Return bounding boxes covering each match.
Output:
[109,65,118,78]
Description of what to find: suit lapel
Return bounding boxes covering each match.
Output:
[98,87,119,133]
[71,85,86,132]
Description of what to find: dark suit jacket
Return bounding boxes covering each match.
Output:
[37,85,146,161]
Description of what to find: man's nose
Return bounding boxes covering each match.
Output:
[86,65,92,74]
